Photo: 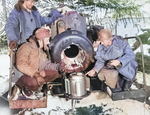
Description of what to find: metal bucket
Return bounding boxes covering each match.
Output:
[69,72,87,98]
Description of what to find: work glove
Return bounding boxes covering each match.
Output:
[115,63,122,70]
[50,9,62,22]
[105,60,116,70]
[105,60,122,70]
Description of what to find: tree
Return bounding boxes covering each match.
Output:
[135,52,150,74]
[0,0,18,36]
[138,29,150,44]
[68,0,149,34]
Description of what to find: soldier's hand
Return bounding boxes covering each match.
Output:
[34,72,45,86]
[110,59,120,66]
[50,9,62,22]
[86,69,96,77]
[57,64,65,73]
[9,41,17,50]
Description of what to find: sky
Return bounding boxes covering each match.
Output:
[140,2,150,17]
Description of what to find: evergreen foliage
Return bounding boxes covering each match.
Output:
[138,29,150,45]
[75,104,104,115]
[69,0,145,34]
[0,35,7,48]
[135,52,150,74]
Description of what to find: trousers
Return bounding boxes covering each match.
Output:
[16,70,59,91]
[98,67,118,88]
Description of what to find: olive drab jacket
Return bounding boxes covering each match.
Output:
[93,36,138,81]
[16,40,58,78]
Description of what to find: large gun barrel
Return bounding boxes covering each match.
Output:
[50,29,94,73]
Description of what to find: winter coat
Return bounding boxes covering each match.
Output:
[16,40,58,78]
[93,36,138,80]
[5,6,54,44]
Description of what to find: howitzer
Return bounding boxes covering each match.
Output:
[49,12,97,109]
[7,10,147,111]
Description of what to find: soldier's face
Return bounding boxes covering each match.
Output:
[23,0,35,10]
[98,33,112,46]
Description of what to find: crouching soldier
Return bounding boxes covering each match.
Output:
[87,29,138,95]
[15,28,65,99]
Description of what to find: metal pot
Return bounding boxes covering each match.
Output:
[69,72,87,97]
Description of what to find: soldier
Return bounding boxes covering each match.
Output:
[15,28,64,99]
[87,29,138,94]
[5,0,61,50]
